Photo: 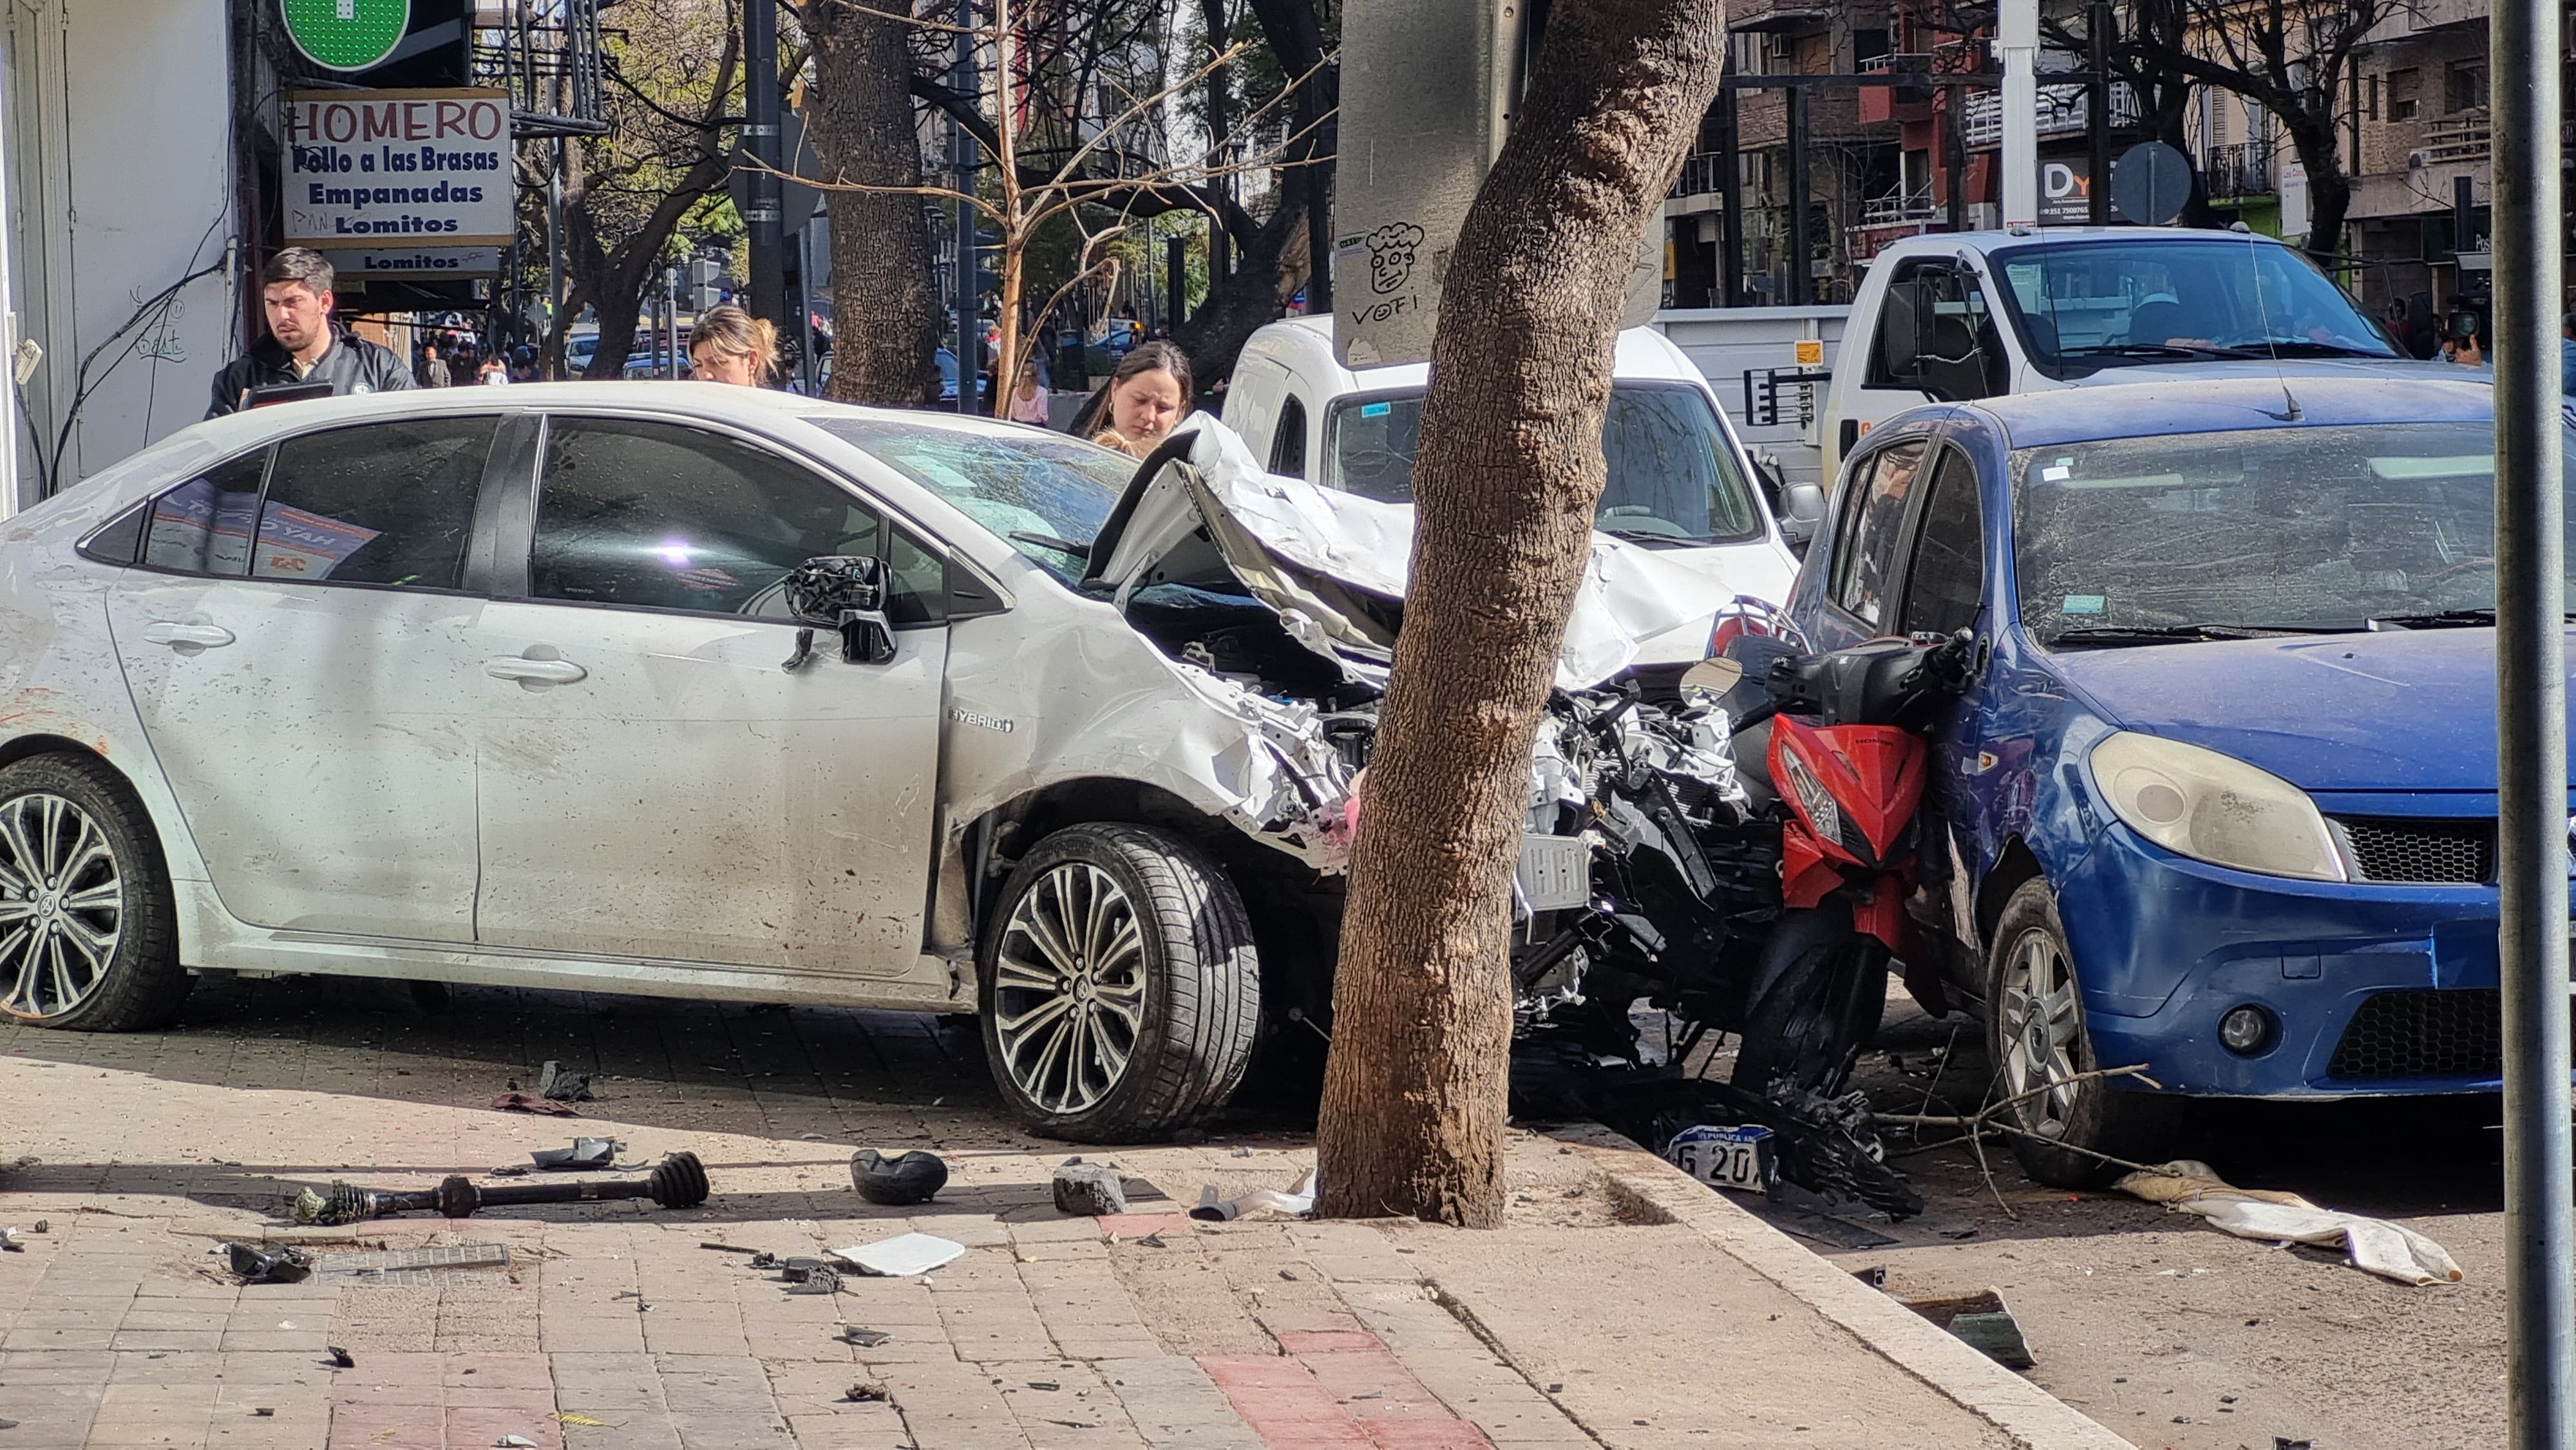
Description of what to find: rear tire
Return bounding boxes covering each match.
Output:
[979,823,1260,1142]
[0,753,187,1031]
[1984,878,2169,1188]
[1732,910,1889,1097]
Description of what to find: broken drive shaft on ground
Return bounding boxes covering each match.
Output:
[293,1151,710,1224]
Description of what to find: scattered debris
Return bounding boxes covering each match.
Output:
[846,1382,890,1402]
[1231,1147,1253,1158]
[780,1257,830,1283]
[1028,1380,1060,1391]
[699,1241,759,1256]
[29,1221,45,1234]
[292,1152,710,1222]
[497,1436,537,1448]
[554,1413,612,1428]
[310,1245,510,1283]
[850,1149,947,1206]
[1191,1171,1316,1222]
[1579,1071,1924,1220]
[749,1252,781,1269]
[222,1242,314,1285]
[836,1327,892,1348]
[537,1061,594,1102]
[1052,1161,1130,1216]
[784,1266,843,1295]
[1849,1265,1888,1289]
[0,1227,20,1252]
[489,1093,578,1117]
[328,1346,355,1368]
[829,1232,966,1277]
[1902,1289,2033,1370]
[2115,1160,2465,1286]
[1136,1232,1167,1249]
[252,1408,274,1417]
[530,1138,621,1171]
[1277,1270,1298,1281]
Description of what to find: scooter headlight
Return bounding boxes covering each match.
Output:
[2088,730,2348,882]
[1779,744,1843,847]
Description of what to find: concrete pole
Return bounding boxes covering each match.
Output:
[951,0,976,413]
[2492,0,2570,1429]
[1996,0,2039,229]
[744,0,785,326]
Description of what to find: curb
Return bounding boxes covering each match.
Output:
[1551,1122,2137,1450]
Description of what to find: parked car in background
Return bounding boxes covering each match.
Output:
[1780,375,2571,1185]
[934,347,990,407]
[565,330,600,375]
[1222,315,1816,669]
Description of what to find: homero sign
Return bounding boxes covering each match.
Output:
[283,90,513,248]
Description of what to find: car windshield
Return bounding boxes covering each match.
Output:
[1323,383,1766,545]
[2012,422,2576,643]
[812,417,1128,584]
[1991,240,2399,380]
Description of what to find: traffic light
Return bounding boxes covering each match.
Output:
[689,257,724,312]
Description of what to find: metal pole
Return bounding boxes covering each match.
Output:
[1717,89,1743,306]
[1785,88,1811,306]
[2492,0,2570,1426]
[952,0,976,413]
[744,0,785,326]
[548,135,565,377]
[1996,0,2039,228]
[1166,232,1186,334]
[2087,0,2111,225]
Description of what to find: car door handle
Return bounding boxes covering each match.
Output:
[138,621,234,649]
[485,657,588,685]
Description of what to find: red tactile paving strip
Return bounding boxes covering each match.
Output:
[1202,1331,1495,1450]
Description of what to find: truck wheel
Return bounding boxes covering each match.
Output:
[0,753,187,1031]
[980,823,1260,1142]
[1984,878,2168,1188]
[1732,909,1888,1097]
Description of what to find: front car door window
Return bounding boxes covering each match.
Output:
[1830,440,1928,629]
[254,417,493,588]
[1899,446,1985,636]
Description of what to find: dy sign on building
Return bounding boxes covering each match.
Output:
[281,0,412,72]
[283,90,513,249]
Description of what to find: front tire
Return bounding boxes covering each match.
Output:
[1984,878,2168,1187]
[0,753,186,1031]
[1732,910,1889,1097]
[979,823,1260,1142]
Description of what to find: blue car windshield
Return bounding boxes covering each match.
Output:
[2013,422,2576,641]
[811,417,1127,584]
[1991,240,2399,380]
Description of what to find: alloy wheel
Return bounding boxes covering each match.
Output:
[1996,927,2083,1140]
[992,863,1147,1116]
[0,792,125,1020]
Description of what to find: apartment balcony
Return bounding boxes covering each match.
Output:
[1960,80,2139,147]
[1857,52,1937,123]
[1727,0,1836,32]
[2202,140,2273,198]
[2420,113,2492,163]
[1666,151,1730,215]
[1855,185,1942,227]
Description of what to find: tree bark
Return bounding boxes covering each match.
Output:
[1314,0,1727,1229]
[806,0,943,407]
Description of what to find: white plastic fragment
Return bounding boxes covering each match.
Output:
[2113,1160,2464,1286]
[828,1232,966,1277]
[1190,1171,1318,1223]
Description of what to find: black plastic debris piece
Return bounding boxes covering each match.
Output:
[327,1346,355,1368]
[701,1241,759,1255]
[29,1221,45,1234]
[530,1138,621,1171]
[223,1242,314,1285]
[849,1149,947,1206]
[781,1256,829,1283]
[1577,1068,1926,1220]
[537,1061,595,1103]
[784,1266,843,1295]
[846,1382,889,1402]
[1052,1161,1129,1216]
[836,1326,892,1348]
[749,1251,780,1269]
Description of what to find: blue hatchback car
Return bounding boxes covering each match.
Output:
[1782,375,2570,1186]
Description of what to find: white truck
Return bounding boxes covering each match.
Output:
[1657,225,2439,494]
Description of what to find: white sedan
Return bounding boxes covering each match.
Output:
[0,384,1732,1140]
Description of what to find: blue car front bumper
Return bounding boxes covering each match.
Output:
[2056,824,2525,1097]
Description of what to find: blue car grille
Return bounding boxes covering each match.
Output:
[2327,989,2500,1079]
[2329,816,2496,885]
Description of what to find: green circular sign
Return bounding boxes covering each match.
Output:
[280,0,410,72]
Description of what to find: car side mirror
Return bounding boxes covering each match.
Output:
[1777,480,1826,554]
[781,555,897,670]
[1879,278,1926,379]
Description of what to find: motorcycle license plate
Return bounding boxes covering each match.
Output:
[1665,1124,1774,1193]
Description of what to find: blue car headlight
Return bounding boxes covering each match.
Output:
[2088,730,2351,882]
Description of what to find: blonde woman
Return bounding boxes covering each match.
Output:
[688,303,778,386]
[1009,357,1050,425]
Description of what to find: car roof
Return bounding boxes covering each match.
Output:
[1889,225,2300,257]
[1955,376,2499,449]
[1238,315,1705,396]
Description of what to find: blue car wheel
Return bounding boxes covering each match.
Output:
[1987,879,2172,1187]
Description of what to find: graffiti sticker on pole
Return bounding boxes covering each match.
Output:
[279,0,412,73]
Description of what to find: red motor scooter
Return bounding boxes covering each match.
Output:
[1705,631,1972,1095]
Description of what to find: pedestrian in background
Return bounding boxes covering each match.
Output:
[688,305,777,388]
[478,355,510,385]
[2440,299,2486,366]
[1072,341,1191,458]
[205,249,414,417]
[1009,357,1050,426]
[421,343,450,389]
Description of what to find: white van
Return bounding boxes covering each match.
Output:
[1219,317,1812,663]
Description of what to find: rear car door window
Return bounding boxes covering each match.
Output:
[252,417,498,589]
[143,451,268,576]
[1899,446,1985,636]
[1830,440,1927,628]
[533,417,923,621]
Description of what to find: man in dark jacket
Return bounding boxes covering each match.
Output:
[205,249,414,418]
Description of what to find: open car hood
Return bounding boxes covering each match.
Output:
[1081,415,1741,690]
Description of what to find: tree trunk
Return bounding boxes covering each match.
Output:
[1314,0,1727,1229]
[1172,194,1305,388]
[806,0,943,407]
[2289,117,2352,258]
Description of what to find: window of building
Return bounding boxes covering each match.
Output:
[2365,73,2380,120]
[2445,60,2486,113]
[2389,68,2421,121]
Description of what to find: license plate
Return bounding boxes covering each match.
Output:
[1665,1124,1774,1192]
[1515,834,1591,912]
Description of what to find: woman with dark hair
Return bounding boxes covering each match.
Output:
[1072,341,1193,457]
